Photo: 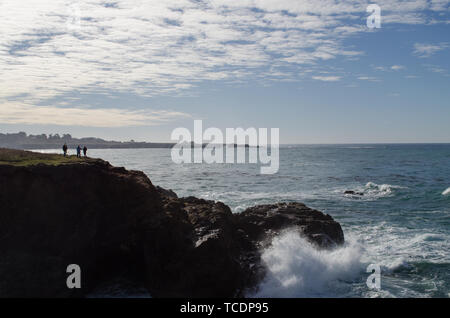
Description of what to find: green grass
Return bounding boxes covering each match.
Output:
[0,148,90,166]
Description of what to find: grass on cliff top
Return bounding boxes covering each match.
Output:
[0,148,89,166]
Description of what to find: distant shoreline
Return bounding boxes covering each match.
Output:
[0,132,262,150]
[0,132,176,150]
[19,143,176,150]
[1,132,449,150]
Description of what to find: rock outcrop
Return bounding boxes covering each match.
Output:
[0,149,344,298]
[344,190,364,196]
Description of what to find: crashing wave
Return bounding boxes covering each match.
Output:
[250,230,363,297]
[341,182,404,200]
[366,182,394,193]
[362,182,404,198]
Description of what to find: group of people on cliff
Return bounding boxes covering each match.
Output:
[62,144,88,158]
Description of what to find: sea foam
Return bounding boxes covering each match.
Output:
[250,230,363,297]
[365,182,400,196]
[339,182,404,201]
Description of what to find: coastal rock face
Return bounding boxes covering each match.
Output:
[0,150,344,297]
[237,203,344,249]
[0,159,162,297]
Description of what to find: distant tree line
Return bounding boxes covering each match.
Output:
[0,132,174,149]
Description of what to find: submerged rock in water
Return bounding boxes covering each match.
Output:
[0,149,344,298]
[344,190,364,196]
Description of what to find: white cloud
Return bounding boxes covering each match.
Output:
[373,66,387,71]
[357,76,380,82]
[0,1,448,126]
[391,65,405,71]
[0,102,191,127]
[413,42,448,57]
[429,0,450,11]
[374,65,406,71]
[423,64,448,74]
[312,75,341,82]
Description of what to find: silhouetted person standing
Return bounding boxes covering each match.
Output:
[76,145,81,158]
[83,146,87,157]
[62,143,68,157]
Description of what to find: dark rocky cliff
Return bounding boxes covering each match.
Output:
[0,149,344,297]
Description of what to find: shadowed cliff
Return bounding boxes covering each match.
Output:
[0,149,344,297]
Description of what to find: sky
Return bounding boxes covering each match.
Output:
[0,0,449,144]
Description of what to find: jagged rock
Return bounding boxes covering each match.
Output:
[344,190,364,196]
[236,202,344,249]
[0,149,345,298]
[155,186,178,199]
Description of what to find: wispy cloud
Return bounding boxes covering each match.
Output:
[0,1,449,126]
[1,1,447,101]
[423,64,448,75]
[312,75,341,82]
[413,42,448,57]
[0,102,191,127]
[390,65,405,71]
[373,65,406,71]
[357,76,380,82]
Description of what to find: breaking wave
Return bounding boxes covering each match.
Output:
[364,182,403,197]
[339,182,406,201]
[250,230,363,297]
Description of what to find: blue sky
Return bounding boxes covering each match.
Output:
[0,0,449,143]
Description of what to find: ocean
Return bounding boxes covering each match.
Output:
[36,144,450,298]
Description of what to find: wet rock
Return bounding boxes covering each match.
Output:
[344,190,364,196]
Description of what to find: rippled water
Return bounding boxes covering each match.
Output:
[36,144,450,298]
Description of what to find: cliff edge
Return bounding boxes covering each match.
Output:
[0,149,344,297]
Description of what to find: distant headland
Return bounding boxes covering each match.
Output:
[0,132,175,149]
[0,132,259,150]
